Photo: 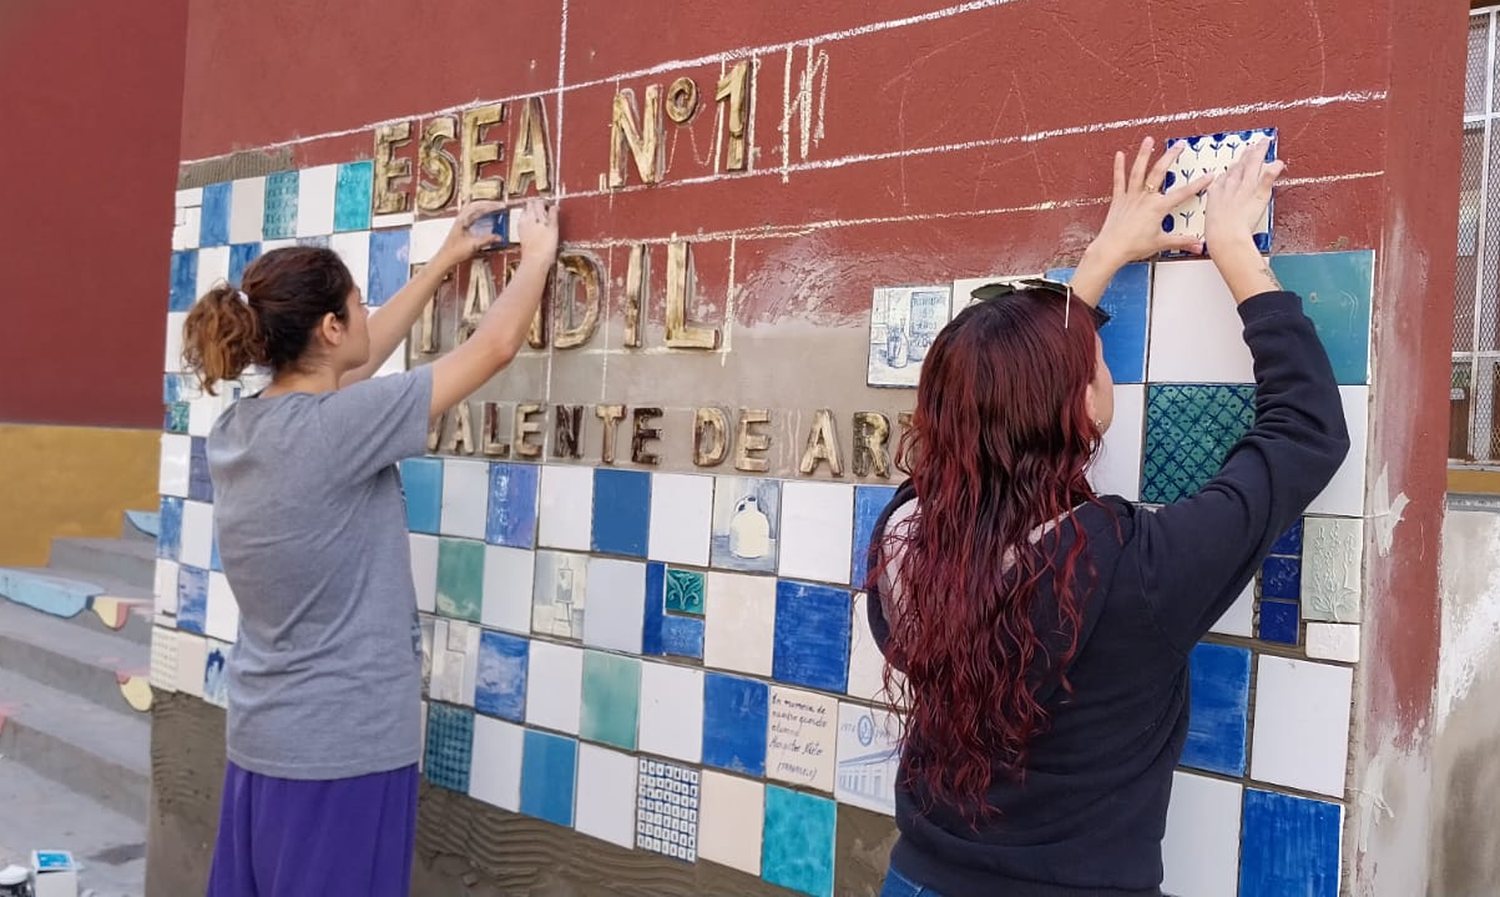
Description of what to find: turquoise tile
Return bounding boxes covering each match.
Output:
[263,170,298,239]
[1141,384,1256,504]
[664,568,705,616]
[334,161,374,232]
[436,538,484,622]
[520,729,577,826]
[580,651,641,750]
[1270,251,1374,385]
[762,785,835,897]
[423,703,474,793]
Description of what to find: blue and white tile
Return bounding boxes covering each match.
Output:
[262,171,299,240]
[295,165,339,238]
[591,468,651,558]
[174,631,208,697]
[329,230,371,297]
[538,464,594,551]
[487,462,540,548]
[203,641,230,708]
[229,177,266,244]
[851,486,897,588]
[481,545,535,635]
[440,459,490,540]
[761,785,836,897]
[474,629,528,721]
[635,758,700,862]
[698,770,764,876]
[1147,260,1252,383]
[710,477,780,574]
[576,743,639,848]
[179,501,215,570]
[199,182,232,247]
[519,730,578,827]
[647,473,714,567]
[777,482,854,585]
[1160,128,1276,255]
[834,702,900,815]
[175,566,208,634]
[867,286,952,388]
[583,557,646,654]
[159,433,191,497]
[410,534,439,614]
[205,572,239,644]
[525,638,583,735]
[1047,262,1152,383]
[772,580,851,693]
[532,550,587,639]
[638,660,704,764]
[1093,384,1145,501]
[154,559,180,620]
[1162,771,1243,897]
[766,685,838,792]
[469,715,524,811]
[702,571,776,677]
[1250,656,1352,797]
[702,672,769,776]
[1182,642,1250,777]
[1306,387,1369,518]
[1239,789,1342,897]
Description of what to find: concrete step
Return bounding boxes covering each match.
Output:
[0,566,153,646]
[0,665,150,823]
[0,758,145,897]
[47,537,156,587]
[0,599,148,714]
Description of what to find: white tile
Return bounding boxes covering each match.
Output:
[295,165,338,237]
[482,545,535,634]
[1301,515,1365,623]
[574,743,639,848]
[703,571,776,677]
[1162,771,1243,897]
[187,395,225,437]
[374,339,408,377]
[261,238,296,253]
[537,464,594,551]
[1093,384,1145,500]
[583,557,645,654]
[205,572,239,644]
[847,593,887,703]
[159,434,191,498]
[1250,656,1353,797]
[1147,260,1253,383]
[698,770,764,875]
[525,639,583,735]
[767,686,838,792]
[638,661,704,763]
[329,230,372,297]
[196,245,231,298]
[469,715,524,812]
[175,631,208,697]
[154,559,180,619]
[409,217,454,265]
[1209,580,1255,638]
[778,482,855,584]
[176,187,204,208]
[1307,387,1369,517]
[373,211,416,230]
[440,459,490,539]
[150,625,178,692]
[951,275,1016,317]
[179,501,215,569]
[174,205,202,251]
[419,700,428,772]
[229,177,267,244]
[647,473,714,566]
[165,312,188,372]
[1306,623,1361,663]
[410,534,439,614]
[834,702,901,814]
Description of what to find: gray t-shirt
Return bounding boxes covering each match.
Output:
[207,366,433,780]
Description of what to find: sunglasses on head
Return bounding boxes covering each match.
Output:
[969,277,1112,331]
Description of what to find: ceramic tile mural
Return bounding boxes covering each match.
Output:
[1160,128,1277,255]
[156,160,1376,895]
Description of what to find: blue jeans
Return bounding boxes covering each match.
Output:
[881,866,942,897]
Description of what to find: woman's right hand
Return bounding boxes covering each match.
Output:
[516,199,560,267]
[1204,138,1287,303]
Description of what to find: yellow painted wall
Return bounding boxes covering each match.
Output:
[0,424,160,566]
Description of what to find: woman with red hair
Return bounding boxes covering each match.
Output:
[868,138,1349,897]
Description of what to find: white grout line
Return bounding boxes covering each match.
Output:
[555,0,569,197]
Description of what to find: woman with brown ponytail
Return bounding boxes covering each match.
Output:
[184,198,559,897]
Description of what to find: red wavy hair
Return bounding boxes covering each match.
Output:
[878,288,1105,819]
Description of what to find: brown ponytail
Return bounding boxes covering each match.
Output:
[183,284,262,396]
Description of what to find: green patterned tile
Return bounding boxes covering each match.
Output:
[1142,384,1256,504]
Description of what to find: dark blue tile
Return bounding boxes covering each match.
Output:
[400,458,444,534]
[1261,556,1301,601]
[643,562,666,656]
[486,462,539,548]
[158,496,184,561]
[1047,262,1152,383]
[592,468,651,557]
[228,243,261,285]
[334,161,374,232]
[772,580,852,693]
[1181,642,1250,776]
[520,729,577,827]
[702,673,769,776]
[188,437,214,503]
[199,182,232,247]
[169,251,198,311]
[1270,251,1374,385]
[423,703,474,793]
[176,566,208,633]
[659,615,704,659]
[1271,519,1304,557]
[851,485,898,588]
[475,630,528,722]
[1239,789,1342,897]
[368,230,410,307]
[1258,600,1300,645]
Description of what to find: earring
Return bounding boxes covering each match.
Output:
[1094,419,1103,429]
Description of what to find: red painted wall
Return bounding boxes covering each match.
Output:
[0,0,189,428]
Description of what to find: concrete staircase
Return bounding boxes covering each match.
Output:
[0,516,157,897]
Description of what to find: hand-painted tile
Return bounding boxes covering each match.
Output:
[1250,656,1352,797]
[1258,600,1300,645]
[643,563,705,660]
[835,703,901,815]
[481,545,534,634]
[638,661,704,763]
[635,758,700,862]
[575,743,639,848]
[367,229,410,307]
[1271,519,1304,556]
[1181,642,1250,776]
[1239,789,1342,897]
[580,650,642,750]
[1260,555,1301,601]
[520,729,579,827]
[205,572,239,644]
[698,770,764,876]
[766,686,838,792]
[773,581,852,693]
[429,619,480,705]
[524,638,583,736]
[229,177,266,244]
[1094,384,1146,501]
[228,243,261,285]
[583,557,646,654]
[262,170,299,240]
[591,468,651,557]
[400,458,444,534]
[334,161,375,232]
[1305,622,1360,663]
[702,672,769,776]
[1307,387,1368,517]
[867,286,952,388]
[203,643,230,708]
[436,538,484,622]
[169,251,198,311]
[1147,260,1252,383]
[851,486,898,588]
[409,534,439,614]
[710,477,781,574]
[199,182,232,247]
[1047,262,1152,382]
[1142,384,1256,504]
[486,462,540,548]
[1160,128,1277,255]
[329,231,370,297]
[532,551,588,639]
[703,571,776,677]
[468,715,524,811]
[1270,250,1375,385]
[176,566,208,634]
[474,630,528,722]
[188,437,213,503]
[665,568,705,616]
[648,473,714,566]
[762,785,836,897]
[1162,771,1243,897]
[779,482,854,585]
[1300,516,1364,623]
[440,459,489,539]
[295,165,339,237]
[538,464,594,551]
[424,703,475,793]
[157,496,184,561]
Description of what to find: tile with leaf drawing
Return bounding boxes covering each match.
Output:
[1159,127,1277,256]
[665,568,705,616]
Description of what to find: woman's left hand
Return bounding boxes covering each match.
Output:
[436,200,511,267]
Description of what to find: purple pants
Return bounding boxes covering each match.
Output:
[206,761,418,897]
